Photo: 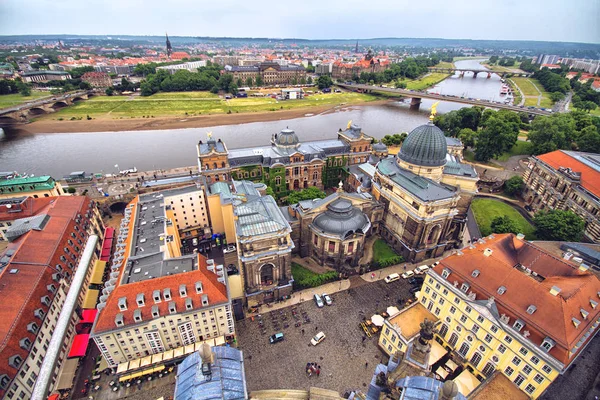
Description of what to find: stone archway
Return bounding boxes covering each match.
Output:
[293,179,300,190]
[426,224,442,245]
[259,263,275,286]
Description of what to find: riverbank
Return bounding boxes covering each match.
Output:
[13,99,391,135]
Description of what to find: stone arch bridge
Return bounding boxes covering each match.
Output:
[427,67,533,78]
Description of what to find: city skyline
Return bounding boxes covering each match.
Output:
[0,0,599,44]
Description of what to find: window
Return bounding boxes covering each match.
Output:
[439,298,445,305]
[439,324,448,338]
[490,325,498,334]
[498,344,507,354]
[472,324,479,334]
[449,306,456,314]
[443,289,448,296]
[431,292,437,299]
[458,342,470,357]
[482,362,496,377]
[533,374,544,384]
[454,297,460,305]
[460,315,467,323]
[541,338,555,352]
[504,366,515,376]
[530,356,540,365]
[434,307,441,316]
[484,334,493,343]
[542,365,552,374]
[476,315,484,323]
[460,283,470,293]
[514,374,525,387]
[525,384,536,395]
[504,335,513,344]
[449,333,459,347]
[512,356,522,366]
[519,347,528,356]
[513,320,525,331]
[523,365,533,375]
[470,352,483,367]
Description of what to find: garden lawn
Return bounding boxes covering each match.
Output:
[372,239,398,264]
[437,61,455,68]
[496,140,533,162]
[49,91,378,119]
[471,198,536,239]
[291,263,338,290]
[512,77,539,97]
[0,91,49,108]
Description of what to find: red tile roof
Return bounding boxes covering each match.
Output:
[0,196,96,397]
[0,197,53,222]
[434,234,600,366]
[93,254,228,334]
[537,150,600,198]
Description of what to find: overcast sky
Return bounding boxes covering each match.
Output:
[1,0,599,43]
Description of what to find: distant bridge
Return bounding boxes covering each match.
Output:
[0,90,97,126]
[337,83,551,116]
[427,67,532,78]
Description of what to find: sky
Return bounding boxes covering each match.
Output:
[1,0,599,44]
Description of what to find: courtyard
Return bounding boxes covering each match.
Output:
[236,277,416,395]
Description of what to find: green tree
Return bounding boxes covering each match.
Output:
[307,76,313,84]
[16,81,31,96]
[458,128,477,148]
[317,75,333,89]
[528,113,576,154]
[245,77,253,87]
[534,210,585,241]
[105,87,114,96]
[69,66,94,79]
[576,125,600,153]
[255,75,263,86]
[581,101,598,113]
[488,55,499,64]
[66,187,77,194]
[474,112,519,161]
[300,77,306,85]
[504,175,524,195]
[79,81,92,90]
[287,186,326,205]
[549,92,564,103]
[291,77,298,85]
[490,216,519,234]
[265,187,275,197]
[394,80,407,89]
[236,78,243,87]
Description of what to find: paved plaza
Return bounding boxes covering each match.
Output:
[236,277,415,394]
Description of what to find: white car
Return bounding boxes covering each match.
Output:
[322,293,332,306]
[401,270,415,279]
[414,265,429,275]
[311,331,326,346]
[384,273,400,283]
[314,294,324,308]
[223,245,236,254]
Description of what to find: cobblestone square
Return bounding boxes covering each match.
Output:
[236,277,415,394]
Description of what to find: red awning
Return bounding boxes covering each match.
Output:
[102,238,113,249]
[101,248,111,258]
[47,394,60,400]
[80,309,98,324]
[68,334,90,358]
[105,227,115,239]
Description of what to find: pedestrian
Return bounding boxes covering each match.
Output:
[362,336,366,342]
[403,264,406,271]
[315,326,318,331]
[316,368,320,377]
[365,362,369,369]
[301,329,305,335]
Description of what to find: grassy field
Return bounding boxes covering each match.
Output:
[0,91,50,108]
[496,140,533,162]
[437,61,455,69]
[49,91,379,119]
[463,150,502,168]
[405,73,450,90]
[453,56,484,62]
[506,79,523,105]
[471,198,536,239]
[372,239,398,263]
[511,77,539,96]
[512,77,553,109]
[482,62,523,72]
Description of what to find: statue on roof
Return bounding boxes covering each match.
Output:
[429,101,440,121]
[207,131,213,139]
[347,120,353,129]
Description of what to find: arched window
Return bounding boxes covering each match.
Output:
[458,342,470,357]
[275,176,281,185]
[470,352,483,367]
[205,164,210,170]
[313,171,318,181]
[221,162,226,168]
[213,163,217,169]
[448,332,459,347]
[359,146,362,152]
[438,324,449,338]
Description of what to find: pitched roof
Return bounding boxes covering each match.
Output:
[536,150,600,198]
[434,234,600,366]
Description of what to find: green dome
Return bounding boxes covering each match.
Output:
[398,121,447,167]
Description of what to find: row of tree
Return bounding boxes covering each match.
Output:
[139,64,237,96]
[0,78,31,96]
[349,56,441,85]
[491,209,585,242]
[528,111,600,154]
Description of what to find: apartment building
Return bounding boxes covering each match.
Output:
[522,150,600,242]
[91,190,235,368]
[0,176,65,200]
[162,185,210,239]
[0,197,104,400]
[418,233,600,399]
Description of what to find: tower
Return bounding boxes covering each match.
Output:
[166,32,172,58]
[355,40,359,53]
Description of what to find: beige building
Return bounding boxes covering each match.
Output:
[163,184,211,240]
[91,190,235,368]
[224,62,306,86]
[0,176,65,200]
[522,150,600,243]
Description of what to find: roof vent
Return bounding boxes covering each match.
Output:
[572,317,581,328]
[472,270,480,278]
[9,269,18,274]
[578,264,590,272]
[591,300,598,309]
[550,286,562,296]
[527,305,537,315]
[497,286,507,295]
[516,233,525,240]
[483,248,493,257]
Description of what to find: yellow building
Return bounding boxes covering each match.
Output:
[0,176,64,200]
[205,181,236,242]
[418,233,600,399]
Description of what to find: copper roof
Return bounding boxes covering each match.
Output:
[434,234,600,366]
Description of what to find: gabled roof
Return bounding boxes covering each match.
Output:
[434,234,600,366]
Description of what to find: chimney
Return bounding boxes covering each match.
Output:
[483,248,493,257]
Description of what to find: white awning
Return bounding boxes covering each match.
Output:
[435,367,449,380]
[453,369,481,396]
[371,314,385,327]
[429,339,447,365]
[386,306,400,316]
[55,358,79,390]
[116,362,129,374]
[445,359,459,371]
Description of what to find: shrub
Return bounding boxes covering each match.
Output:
[291,263,337,290]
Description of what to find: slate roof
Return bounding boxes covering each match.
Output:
[443,159,478,178]
[377,158,456,202]
[198,138,227,155]
[399,122,448,167]
[175,346,247,400]
[311,198,371,238]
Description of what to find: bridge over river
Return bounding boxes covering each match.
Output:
[427,67,532,78]
[337,83,551,116]
[0,90,97,126]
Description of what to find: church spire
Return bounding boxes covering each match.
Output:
[166,32,172,58]
[355,40,359,53]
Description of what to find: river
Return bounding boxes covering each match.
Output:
[0,59,502,178]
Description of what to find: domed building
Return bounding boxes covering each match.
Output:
[372,115,478,262]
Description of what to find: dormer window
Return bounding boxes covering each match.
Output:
[47,284,56,293]
[34,308,45,320]
[591,300,598,309]
[541,337,555,352]
[0,374,10,390]
[201,294,209,306]
[572,317,581,328]
[195,281,203,294]
[19,338,32,350]
[8,355,22,369]
[27,322,39,334]
[153,290,161,303]
[442,268,451,279]
[527,305,537,315]
[460,283,470,293]
[513,319,525,332]
[179,284,187,298]
[133,309,142,322]
[580,309,589,319]
[185,298,193,310]
[118,297,127,311]
[497,286,507,295]
[168,301,177,314]
[41,295,51,307]
[151,305,160,318]
[115,313,124,327]
[163,288,172,301]
[472,270,480,278]
[136,293,145,307]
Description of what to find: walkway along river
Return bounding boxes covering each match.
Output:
[0,59,508,178]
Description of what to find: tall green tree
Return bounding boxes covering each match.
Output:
[576,125,600,153]
[255,75,263,86]
[317,75,333,89]
[504,176,524,195]
[491,216,519,234]
[458,128,477,148]
[534,210,585,241]
[287,186,326,205]
[245,77,253,87]
[528,113,576,155]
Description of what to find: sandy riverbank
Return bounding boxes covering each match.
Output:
[11,100,392,135]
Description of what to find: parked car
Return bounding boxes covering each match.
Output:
[414,265,429,275]
[314,294,324,308]
[430,261,440,268]
[311,331,326,346]
[269,332,284,344]
[322,293,332,306]
[401,270,415,279]
[223,245,236,254]
[384,273,400,283]
[407,276,424,286]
